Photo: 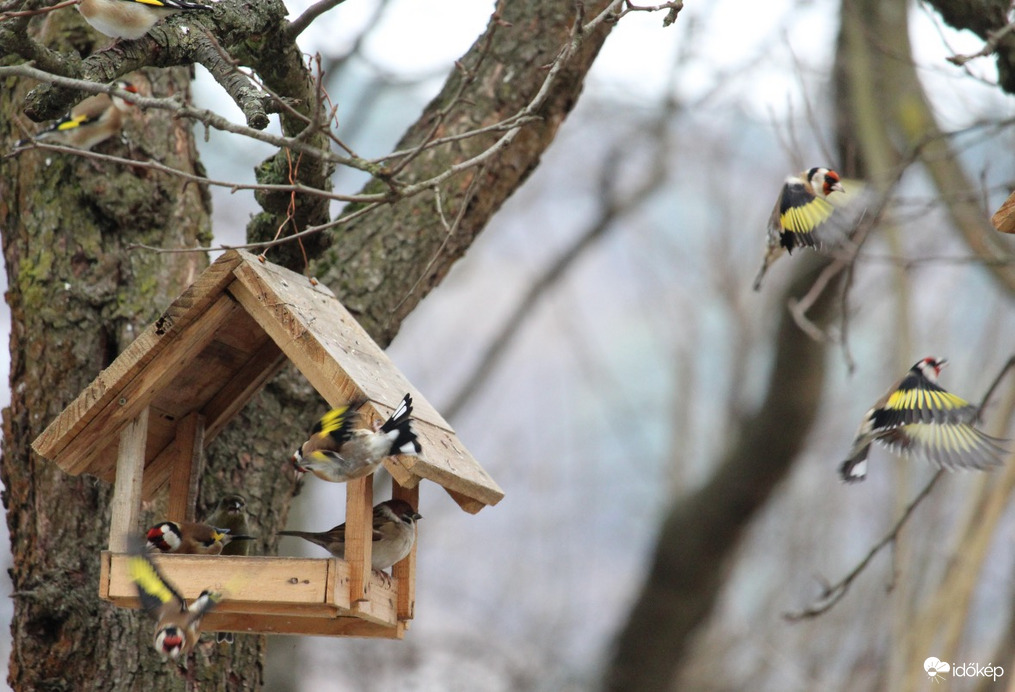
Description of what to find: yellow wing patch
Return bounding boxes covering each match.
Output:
[131,0,169,6]
[780,197,833,234]
[317,405,354,435]
[56,115,89,132]
[885,388,968,412]
[128,554,176,606]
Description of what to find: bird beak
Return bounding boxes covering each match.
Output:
[938,358,948,368]
[831,181,844,193]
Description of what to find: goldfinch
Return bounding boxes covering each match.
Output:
[78,0,215,39]
[291,393,422,484]
[203,495,252,557]
[128,547,221,659]
[278,499,422,570]
[753,166,845,291]
[840,357,1010,482]
[15,81,138,151]
[145,520,253,555]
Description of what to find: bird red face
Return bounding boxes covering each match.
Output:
[156,626,185,659]
[822,170,844,197]
[916,356,947,382]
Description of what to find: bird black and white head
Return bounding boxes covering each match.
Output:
[914,356,947,383]
[111,81,140,110]
[806,167,844,198]
[217,494,246,515]
[155,624,185,659]
[378,499,422,526]
[146,522,182,552]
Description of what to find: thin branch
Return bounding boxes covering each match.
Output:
[0,0,78,19]
[285,0,348,41]
[783,471,945,621]
[947,18,1015,66]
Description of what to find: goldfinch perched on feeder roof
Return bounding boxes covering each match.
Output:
[753,166,845,291]
[291,393,422,484]
[839,357,1010,483]
[128,547,221,659]
[145,520,254,555]
[15,81,138,151]
[279,499,422,570]
[78,0,215,39]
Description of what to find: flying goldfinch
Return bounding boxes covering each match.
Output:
[128,548,221,659]
[753,166,845,291]
[204,495,252,557]
[278,499,422,570]
[145,520,253,555]
[291,394,422,484]
[839,357,1010,482]
[78,0,215,39]
[15,81,138,151]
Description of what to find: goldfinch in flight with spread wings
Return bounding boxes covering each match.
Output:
[839,357,1010,482]
[291,394,422,484]
[145,520,254,555]
[128,548,222,659]
[78,0,215,39]
[278,499,422,570]
[753,166,845,291]
[15,81,138,151]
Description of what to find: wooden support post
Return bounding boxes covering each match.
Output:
[345,474,373,605]
[391,483,418,622]
[107,407,149,553]
[166,413,205,522]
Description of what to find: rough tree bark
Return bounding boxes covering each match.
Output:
[1,0,621,689]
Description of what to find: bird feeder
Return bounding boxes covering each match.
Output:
[31,249,504,640]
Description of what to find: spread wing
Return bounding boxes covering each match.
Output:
[777,180,834,250]
[875,372,976,428]
[128,552,185,620]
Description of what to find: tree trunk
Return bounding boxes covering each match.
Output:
[2,1,620,689]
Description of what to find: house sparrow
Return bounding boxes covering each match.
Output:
[278,499,422,570]
[291,393,422,484]
[128,547,221,659]
[203,495,252,557]
[753,166,845,291]
[15,81,138,151]
[840,357,1010,482]
[78,0,215,39]
[145,520,253,555]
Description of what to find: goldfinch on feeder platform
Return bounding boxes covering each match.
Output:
[15,81,138,151]
[204,494,252,557]
[78,0,215,39]
[128,547,221,659]
[291,393,422,484]
[839,357,1010,483]
[753,166,845,291]
[146,520,254,555]
[278,499,422,570]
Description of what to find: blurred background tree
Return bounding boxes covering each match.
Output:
[2,0,1015,691]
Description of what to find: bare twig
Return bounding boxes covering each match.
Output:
[286,0,348,41]
[947,19,1015,66]
[0,0,78,19]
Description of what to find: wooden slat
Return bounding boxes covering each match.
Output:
[228,250,503,509]
[201,339,287,442]
[102,552,398,628]
[166,413,205,522]
[391,484,418,622]
[993,189,1015,234]
[31,251,244,465]
[107,408,149,553]
[37,293,241,477]
[346,475,373,607]
[200,613,401,638]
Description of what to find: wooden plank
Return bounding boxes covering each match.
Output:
[444,488,488,515]
[993,189,1015,234]
[107,408,149,553]
[39,293,241,478]
[201,339,287,442]
[103,552,397,627]
[228,250,504,510]
[391,484,418,622]
[166,413,205,522]
[199,613,401,638]
[31,251,244,466]
[345,475,373,606]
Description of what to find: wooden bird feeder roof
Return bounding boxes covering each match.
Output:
[31,249,503,512]
[30,249,503,640]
